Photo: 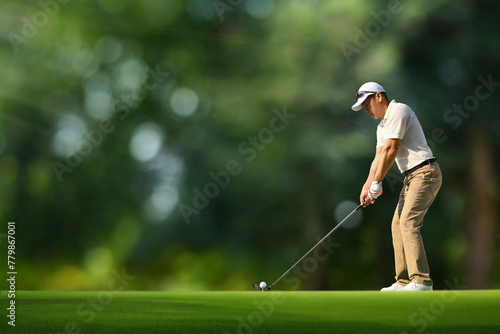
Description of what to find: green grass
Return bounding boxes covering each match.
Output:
[1,290,499,333]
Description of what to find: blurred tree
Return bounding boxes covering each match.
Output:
[466,127,497,288]
[397,0,500,289]
[0,0,498,291]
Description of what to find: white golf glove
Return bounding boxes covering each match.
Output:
[368,181,383,199]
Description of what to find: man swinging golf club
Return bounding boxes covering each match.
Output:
[353,82,442,291]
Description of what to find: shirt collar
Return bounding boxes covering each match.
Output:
[383,100,397,121]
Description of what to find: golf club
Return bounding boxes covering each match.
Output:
[253,203,363,291]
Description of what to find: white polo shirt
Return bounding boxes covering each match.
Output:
[376,100,434,173]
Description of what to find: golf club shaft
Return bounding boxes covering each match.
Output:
[269,204,362,289]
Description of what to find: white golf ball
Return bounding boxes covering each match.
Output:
[259,281,267,288]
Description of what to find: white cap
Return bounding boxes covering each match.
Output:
[351,82,385,111]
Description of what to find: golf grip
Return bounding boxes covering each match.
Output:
[269,203,363,289]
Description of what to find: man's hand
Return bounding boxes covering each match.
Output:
[368,181,383,199]
[360,189,374,207]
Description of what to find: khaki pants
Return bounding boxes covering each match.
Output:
[392,162,442,286]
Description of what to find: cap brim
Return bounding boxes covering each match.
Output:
[351,93,374,111]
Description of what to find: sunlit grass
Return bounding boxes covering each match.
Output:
[1,290,498,334]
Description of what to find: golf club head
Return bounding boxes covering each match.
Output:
[253,282,270,291]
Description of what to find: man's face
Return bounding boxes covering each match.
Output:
[361,93,385,119]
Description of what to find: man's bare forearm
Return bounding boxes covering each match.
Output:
[364,157,379,190]
[373,140,401,182]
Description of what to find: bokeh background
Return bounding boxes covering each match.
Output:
[0,0,498,291]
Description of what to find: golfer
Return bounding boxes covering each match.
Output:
[352,82,442,291]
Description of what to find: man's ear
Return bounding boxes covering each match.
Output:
[375,92,383,102]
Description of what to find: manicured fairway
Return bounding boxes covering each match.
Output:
[1,290,499,333]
